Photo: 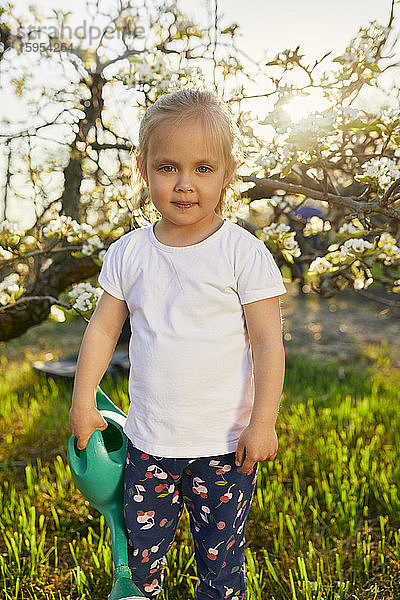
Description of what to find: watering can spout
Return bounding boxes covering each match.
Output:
[67,386,147,599]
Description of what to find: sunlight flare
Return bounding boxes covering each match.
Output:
[283,89,331,123]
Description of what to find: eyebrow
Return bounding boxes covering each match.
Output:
[152,157,219,166]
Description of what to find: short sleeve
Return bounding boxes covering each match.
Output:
[236,241,287,305]
[97,239,125,301]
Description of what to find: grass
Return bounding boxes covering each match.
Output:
[1,315,400,599]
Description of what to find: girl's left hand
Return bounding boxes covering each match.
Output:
[235,423,278,474]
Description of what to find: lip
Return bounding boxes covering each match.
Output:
[172,202,197,208]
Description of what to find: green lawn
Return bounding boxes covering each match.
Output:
[1,316,400,599]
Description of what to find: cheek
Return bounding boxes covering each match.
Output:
[149,176,173,193]
[202,175,225,189]
[210,176,226,193]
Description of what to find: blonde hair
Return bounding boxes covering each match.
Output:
[130,88,243,219]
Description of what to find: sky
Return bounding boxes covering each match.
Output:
[191,0,395,60]
[0,0,398,227]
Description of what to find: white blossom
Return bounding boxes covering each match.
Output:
[380,254,399,266]
[259,110,292,134]
[126,50,205,91]
[334,106,360,122]
[355,157,400,192]
[377,232,400,265]
[258,222,291,240]
[378,232,398,251]
[309,256,333,274]
[292,110,336,136]
[0,220,24,236]
[108,207,131,226]
[353,271,373,290]
[303,216,331,236]
[339,238,374,260]
[337,21,387,67]
[338,222,366,235]
[68,282,103,312]
[276,143,297,168]
[43,215,77,237]
[379,107,400,130]
[0,272,23,305]
[81,236,104,256]
[254,149,277,170]
[267,195,283,207]
[0,220,24,244]
[236,180,255,194]
[0,246,13,260]
[66,221,94,241]
[282,236,301,257]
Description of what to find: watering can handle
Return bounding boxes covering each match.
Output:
[94,386,128,419]
[70,411,126,456]
[71,428,105,458]
[99,410,127,429]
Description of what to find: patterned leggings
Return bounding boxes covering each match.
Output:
[123,438,259,600]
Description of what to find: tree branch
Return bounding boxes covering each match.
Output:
[240,175,400,221]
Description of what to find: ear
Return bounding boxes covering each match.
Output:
[136,156,148,184]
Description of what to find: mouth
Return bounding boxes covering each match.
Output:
[172,202,197,209]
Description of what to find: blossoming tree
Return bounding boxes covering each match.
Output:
[0,1,399,341]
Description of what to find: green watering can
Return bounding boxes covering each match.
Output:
[67,387,148,600]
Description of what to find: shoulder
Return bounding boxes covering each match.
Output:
[224,218,265,254]
[225,218,261,242]
[223,220,283,280]
[105,225,149,253]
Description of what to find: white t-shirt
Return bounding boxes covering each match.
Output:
[97,217,287,458]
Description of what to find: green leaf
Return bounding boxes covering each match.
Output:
[282,250,294,264]
[364,123,382,133]
[354,175,370,183]
[349,118,367,128]
[281,160,295,177]
[365,62,381,73]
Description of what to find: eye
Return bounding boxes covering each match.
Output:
[159,166,175,173]
[197,166,212,173]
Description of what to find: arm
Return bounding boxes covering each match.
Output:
[69,290,129,448]
[235,296,285,473]
[246,296,285,428]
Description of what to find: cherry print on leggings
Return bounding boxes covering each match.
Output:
[123,438,258,600]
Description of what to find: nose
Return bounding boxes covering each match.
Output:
[175,184,193,192]
[174,173,194,193]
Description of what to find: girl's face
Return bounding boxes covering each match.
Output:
[138,116,231,232]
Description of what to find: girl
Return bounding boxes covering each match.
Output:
[69,88,287,600]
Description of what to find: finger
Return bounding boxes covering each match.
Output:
[240,462,254,474]
[235,448,244,467]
